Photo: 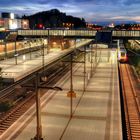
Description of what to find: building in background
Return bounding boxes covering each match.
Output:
[21,20,29,29]
[0,12,29,30]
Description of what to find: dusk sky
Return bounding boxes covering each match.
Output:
[0,0,140,23]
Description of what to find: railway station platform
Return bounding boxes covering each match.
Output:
[0,46,122,140]
[0,39,92,82]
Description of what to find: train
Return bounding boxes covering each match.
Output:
[118,45,128,62]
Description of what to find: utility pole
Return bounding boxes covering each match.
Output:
[4,39,7,59]
[14,38,18,65]
[83,45,86,92]
[67,53,76,118]
[31,73,62,140]
[90,44,93,77]
[35,74,43,140]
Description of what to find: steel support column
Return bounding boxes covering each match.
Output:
[83,45,86,91]
[35,74,43,140]
[90,45,93,77]
[14,40,18,65]
[4,39,7,59]
[70,53,73,118]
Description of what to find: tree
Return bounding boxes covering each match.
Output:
[22,9,86,29]
[0,101,13,112]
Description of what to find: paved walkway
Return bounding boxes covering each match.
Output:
[0,47,122,140]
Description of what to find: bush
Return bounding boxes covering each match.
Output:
[0,101,13,112]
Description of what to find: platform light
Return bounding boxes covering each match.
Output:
[23,55,26,60]
[53,42,56,45]
[14,53,19,57]
[44,39,47,44]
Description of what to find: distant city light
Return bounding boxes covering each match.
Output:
[23,21,27,25]
[9,19,18,29]
[39,24,43,28]
[108,23,115,28]
[10,13,15,19]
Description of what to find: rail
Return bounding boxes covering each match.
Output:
[127,49,140,56]
[119,64,140,139]
[0,55,86,136]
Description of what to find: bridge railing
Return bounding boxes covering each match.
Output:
[17,29,140,38]
[18,30,49,36]
[18,29,97,37]
[112,30,140,37]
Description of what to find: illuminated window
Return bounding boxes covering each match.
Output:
[10,13,15,19]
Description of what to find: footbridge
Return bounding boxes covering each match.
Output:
[1,30,140,41]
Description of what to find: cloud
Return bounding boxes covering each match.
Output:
[123,0,140,5]
[0,0,140,22]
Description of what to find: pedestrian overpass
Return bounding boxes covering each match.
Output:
[1,30,140,41]
[17,29,140,39]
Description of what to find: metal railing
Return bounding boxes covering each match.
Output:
[1,29,140,40]
[17,29,140,38]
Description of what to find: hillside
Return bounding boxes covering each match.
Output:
[22,9,86,29]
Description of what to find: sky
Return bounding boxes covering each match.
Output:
[0,0,140,23]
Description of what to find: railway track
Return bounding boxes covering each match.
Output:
[0,49,90,137]
[120,64,140,140]
[0,64,69,134]
[0,59,83,136]
[0,88,15,101]
[0,94,35,135]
